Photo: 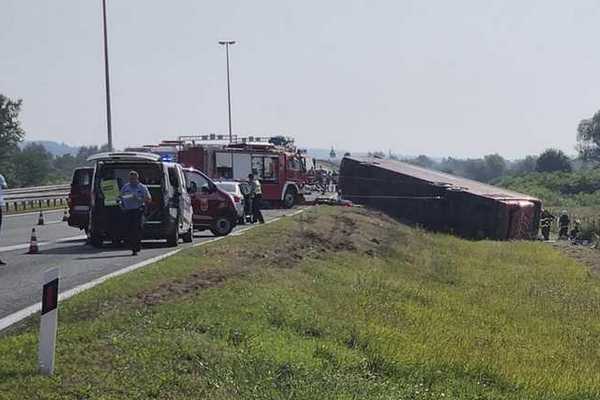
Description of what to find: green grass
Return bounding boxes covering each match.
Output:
[2,207,600,399]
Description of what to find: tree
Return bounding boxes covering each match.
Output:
[510,155,537,175]
[0,94,26,181]
[463,158,487,181]
[577,111,600,160]
[535,149,572,173]
[483,153,507,181]
[75,144,111,165]
[12,143,53,187]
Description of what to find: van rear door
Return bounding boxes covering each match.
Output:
[68,167,94,230]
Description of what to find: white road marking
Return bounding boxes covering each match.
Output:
[230,227,254,236]
[0,235,87,253]
[0,209,307,332]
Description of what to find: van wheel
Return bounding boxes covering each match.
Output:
[90,232,103,248]
[182,227,193,243]
[283,188,297,208]
[167,228,179,247]
[211,216,234,236]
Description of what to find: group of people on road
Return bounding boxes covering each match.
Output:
[539,209,581,242]
[0,169,267,261]
[0,173,7,265]
[308,168,338,194]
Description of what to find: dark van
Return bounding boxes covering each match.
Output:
[183,167,238,236]
[67,166,94,232]
[87,152,193,247]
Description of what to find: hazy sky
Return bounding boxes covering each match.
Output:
[2,1,600,158]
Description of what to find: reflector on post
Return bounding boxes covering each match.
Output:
[39,268,59,376]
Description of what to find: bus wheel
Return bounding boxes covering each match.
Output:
[90,232,103,248]
[283,188,297,208]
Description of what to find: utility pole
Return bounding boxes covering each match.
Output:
[218,40,236,144]
[102,0,113,151]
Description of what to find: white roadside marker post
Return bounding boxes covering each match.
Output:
[38,268,59,375]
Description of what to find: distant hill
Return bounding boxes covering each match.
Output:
[21,140,80,156]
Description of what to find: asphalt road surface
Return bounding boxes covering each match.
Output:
[0,208,299,320]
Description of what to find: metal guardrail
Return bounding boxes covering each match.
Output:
[3,184,71,213]
[4,184,70,195]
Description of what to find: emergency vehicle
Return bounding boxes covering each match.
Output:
[176,135,308,208]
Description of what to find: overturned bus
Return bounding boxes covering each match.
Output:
[339,156,542,240]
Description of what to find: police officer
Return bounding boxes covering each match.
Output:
[539,208,554,241]
[119,171,152,255]
[248,173,264,224]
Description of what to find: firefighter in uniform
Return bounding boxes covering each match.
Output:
[248,173,265,224]
[558,210,570,239]
[539,209,554,241]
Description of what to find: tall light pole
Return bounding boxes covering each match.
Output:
[102,0,113,151]
[218,40,236,144]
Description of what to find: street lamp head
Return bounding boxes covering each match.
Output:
[218,40,236,45]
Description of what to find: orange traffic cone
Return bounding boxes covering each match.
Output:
[62,209,68,222]
[38,211,44,226]
[28,228,39,254]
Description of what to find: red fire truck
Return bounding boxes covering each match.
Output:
[176,135,308,208]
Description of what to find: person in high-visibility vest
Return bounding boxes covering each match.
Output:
[248,173,264,224]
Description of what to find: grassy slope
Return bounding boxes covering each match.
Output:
[2,207,600,399]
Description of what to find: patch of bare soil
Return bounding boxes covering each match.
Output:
[137,269,230,306]
[551,240,600,275]
[135,207,397,305]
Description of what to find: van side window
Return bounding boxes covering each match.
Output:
[177,167,188,193]
[73,170,92,186]
[168,167,180,190]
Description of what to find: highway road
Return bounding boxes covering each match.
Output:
[0,208,299,322]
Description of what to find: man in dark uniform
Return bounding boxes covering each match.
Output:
[539,209,555,241]
[119,171,152,255]
[558,210,570,239]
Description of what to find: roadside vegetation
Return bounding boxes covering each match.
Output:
[497,170,600,207]
[1,206,600,399]
[1,94,108,188]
